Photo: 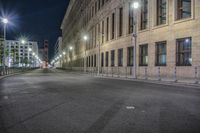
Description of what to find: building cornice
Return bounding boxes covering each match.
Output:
[60,0,76,30]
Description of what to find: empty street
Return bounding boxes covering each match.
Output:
[0,69,200,133]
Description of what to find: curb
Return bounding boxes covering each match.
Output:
[59,70,200,88]
[94,75,200,88]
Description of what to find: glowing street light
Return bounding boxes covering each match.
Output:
[69,46,73,51]
[21,39,26,44]
[132,2,139,9]
[83,35,88,41]
[83,35,89,73]
[63,51,66,55]
[2,18,8,24]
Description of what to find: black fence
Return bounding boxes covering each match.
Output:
[0,67,38,77]
[61,66,200,84]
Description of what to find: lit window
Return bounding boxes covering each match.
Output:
[155,41,167,66]
[139,44,148,66]
[140,0,148,30]
[127,47,134,66]
[176,37,192,66]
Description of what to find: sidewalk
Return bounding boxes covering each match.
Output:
[96,75,200,88]
[61,69,200,88]
[0,69,37,80]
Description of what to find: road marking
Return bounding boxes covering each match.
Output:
[3,96,8,100]
[126,106,135,110]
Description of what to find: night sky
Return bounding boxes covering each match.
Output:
[0,0,69,59]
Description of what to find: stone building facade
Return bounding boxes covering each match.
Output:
[60,0,200,79]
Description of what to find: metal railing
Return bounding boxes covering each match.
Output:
[82,66,200,84]
[0,67,38,77]
[58,66,199,84]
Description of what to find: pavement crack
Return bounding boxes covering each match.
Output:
[6,101,66,130]
[84,100,124,133]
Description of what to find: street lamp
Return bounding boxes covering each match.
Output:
[1,18,9,75]
[132,1,139,79]
[21,39,26,44]
[97,32,104,76]
[61,51,66,67]
[69,46,73,70]
[132,1,139,9]
[2,18,8,24]
[28,47,35,68]
[83,35,88,41]
[69,46,73,51]
[83,35,88,73]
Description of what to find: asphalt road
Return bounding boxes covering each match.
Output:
[0,69,200,133]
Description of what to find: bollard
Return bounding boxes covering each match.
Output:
[118,67,120,78]
[101,68,103,77]
[145,67,148,80]
[125,67,127,78]
[158,67,161,81]
[106,67,108,77]
[195,67,198,84]
[112,67,113,77]
[174,67,177,82]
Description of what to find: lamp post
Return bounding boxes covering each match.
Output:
[28,48,32,68]
[21,39,27,68]
[2,18,8,75]
[83,35,88,73]
[69,46,73,70]
[62,51,66,68]
[98,36,100,76]
[83,32,102,75]
[59,54,62,67]
[132,1,139,79]
[97,32,104,76]
[32,52,36,68]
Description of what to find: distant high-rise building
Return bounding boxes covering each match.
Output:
[54,37,62,56]
[54,37,63,67]
[4,40,39,67]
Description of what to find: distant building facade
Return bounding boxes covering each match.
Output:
[54,37,63,67]
[5,40,38,67]
[60,0,200,79]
